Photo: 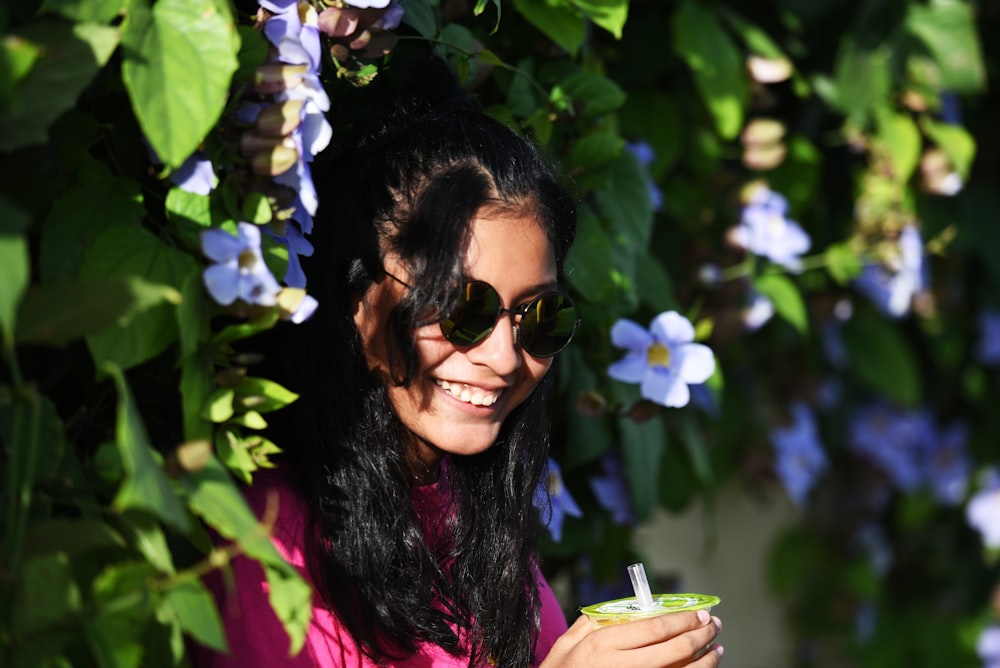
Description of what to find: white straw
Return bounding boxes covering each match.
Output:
[627,562,654,611]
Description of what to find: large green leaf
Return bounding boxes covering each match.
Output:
[0,21,119,151]
[565,205,618,305]
[875,108,921,185]
[512,0,586,56]
[80,225,195,370]
[11,552,81,635]
[619,91,683,179]
[0,230,28,349]
[178,274,214,442]
[922,117,976,179]
[842,307,922,406]
[619,415,666,521]
[557,71,626,121]
[594,151,654,247]
[40,0,126,22]
[906,0,986,93]
[635,252,679,314]
[401,0,438,38]
[160,578,228,653]
[571,0,628,39]
[827,39,890,121]
[122,0,239,168]
[672,0,747,140]
[105,363,191,532]
[183,457,312,653]
[754,273,809,335]
[569,132,624,171]
[85,561,159,668]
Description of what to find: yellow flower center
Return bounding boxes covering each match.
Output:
[238,249,258,270]
[646,342,671,368]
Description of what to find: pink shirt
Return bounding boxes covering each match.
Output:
[199,470,567,667]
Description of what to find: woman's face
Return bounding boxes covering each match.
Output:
[354,207,557,476]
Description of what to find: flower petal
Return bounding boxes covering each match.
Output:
[677,343,716,384]
[203,263,240,305]
[641,367,688,407]
[607,353,647,383]
[201,228,243,262]
[609,319,652,351]
[650,310,694,345]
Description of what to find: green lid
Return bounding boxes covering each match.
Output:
[580,593,721,621]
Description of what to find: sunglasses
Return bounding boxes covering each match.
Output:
[386,272,580,358]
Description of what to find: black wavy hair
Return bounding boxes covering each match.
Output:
[261,47,577,667]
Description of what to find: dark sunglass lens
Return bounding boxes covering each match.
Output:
[519,293,579,357]
[440,281,501,345]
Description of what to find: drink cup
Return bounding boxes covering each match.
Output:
[580,593,721,627]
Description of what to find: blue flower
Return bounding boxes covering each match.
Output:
[588,456,633,525]
[967,470,1000,549]
[924,421,971,506]
[170,150,216,195]
[201,222,282,307]
[533,458,583,542]
[977,309,1000,366]
[854,225,926,318]
[608,311,716,408]
[742,291,774,331]
[770,402,828,506]
[732,185,811,271]
[625,140,663,212]
[978,624,1000,668]
[849,402,930,492]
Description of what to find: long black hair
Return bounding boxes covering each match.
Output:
[261,47,577,667]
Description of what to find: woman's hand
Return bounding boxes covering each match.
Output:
[540,610,723,668]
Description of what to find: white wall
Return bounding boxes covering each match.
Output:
[632,483,797,668]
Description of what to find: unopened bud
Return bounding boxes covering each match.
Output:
[742,142,787,171]
[255,63,308,95]
[348,29,372,51]
[256,100,304,138]
[329,43,350,62]
[575,391,607,418]
[740,118,786,147]
[252,143,299,177]
[318,7,360,37]
[214,366,248,388]
[746,55,792,84]
[240,132,285,157]
[171,439,213,473]
[628,400,661,423]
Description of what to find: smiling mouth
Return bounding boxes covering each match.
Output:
[435,380,503,407]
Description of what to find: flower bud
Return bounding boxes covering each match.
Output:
[240,132,284,157]
[255,100,305,138]
[318,7,360,38]
[254,63,308,95]
[575,391,607,418]
[252,143,299,177]
[170,439,212,474]
[746,55,792,84]
[329,43,350,62]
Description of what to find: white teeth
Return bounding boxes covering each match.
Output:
[437,380,501,407]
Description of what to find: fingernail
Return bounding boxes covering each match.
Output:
[697,609,711,624]
[713,643,725,657]
[713,616,722,632]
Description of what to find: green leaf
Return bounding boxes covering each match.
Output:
[922,117,976,179]
[203,388,235,423]
[513,0,586,56]
[594,151,654,246]
[754,273,808,335]
[0,33,40,110]
[160,578,228,652]
[178,273,214,441]
[842,307,923,406]
[215,428,258,482]
[16,277,180,348]
[122,0,240,168]
[829,39,890,120]
[619,416,665,521]
[473,0,502,33]
[619,91,683,179]
[121,510,176,574]
[242,191,273,225]
[12,552,81,635]
[401,0,438,38]
[0,230,28,348]
[673,0,747,139]
[104,363,191,532]
[183,456,312,653]
[165,186,214,229]
[558,71,626,120]
[0,21,119,151]
[906,0,986,93]
[569,132,624,170]
[23,519,125,558]
[39,173,144,284]
[718,7,785,58]
[86,561,158,668]
[235,377,299,415]
[211,309,280,346]
[570,0,628,39]
[875,108,921,184]
[40,0,126,23]
[565,205,618,305]
[824,242,863,285]
[635,252,679,315]
[80,225,196,370]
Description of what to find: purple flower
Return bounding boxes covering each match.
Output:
[731,185,811,271]
[854,225,926,318]
[849,403,931,492]
[374,3,405,30]
[967,470,1000,549]
[924,421,971,506]
[588,456,633,525]
[770,402,828,506]
[201,223,282,306]
[170,151,216,195]
[533,458,583,542]
[344,0,392,8]
[625,140,663,212]
[742,291,775,331]
[978,310,1000,366]
[608,312,716,408]
[978,625,1000,668]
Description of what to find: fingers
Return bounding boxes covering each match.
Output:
[588,610,722,668]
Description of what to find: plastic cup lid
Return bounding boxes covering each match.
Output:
[580,593,721,620]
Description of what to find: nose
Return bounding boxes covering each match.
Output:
[465,312,523,375]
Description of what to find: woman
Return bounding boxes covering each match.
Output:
[203,49,724,667]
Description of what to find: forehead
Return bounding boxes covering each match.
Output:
[463,209,557,289]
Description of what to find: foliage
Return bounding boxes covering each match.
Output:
[2,0,999,665]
